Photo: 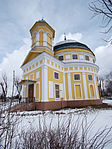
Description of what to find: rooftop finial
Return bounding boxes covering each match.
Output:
[42,16,44,20]
[64,33,66,40]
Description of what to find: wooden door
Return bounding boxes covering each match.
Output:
[28,84,34,102]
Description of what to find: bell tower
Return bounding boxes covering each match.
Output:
[30,19,55,51]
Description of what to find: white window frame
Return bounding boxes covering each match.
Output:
[88,75,93,81]
[36,71,40,79]
[65,54,71,60]
[79,55,83,60]
[30,73,34,80]
[35,81,40,101]
[54,83,60,99]
[49,81,53,98]
[74,74,80,81]
[85,55,89,61]
[54,71,59,80]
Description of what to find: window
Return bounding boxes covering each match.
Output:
[79,55,83,60]
[59,56,63,61]
[74,74,80,80]
[85,55,89,61]
[54,72,59,79]
[36,71,40,79]
[65,55,70,59]
[72,54,78,59]
[88,75,93,81]
[55,84,60,98]
[93,59,95,63]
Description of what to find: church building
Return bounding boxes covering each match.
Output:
[20,19,102,110]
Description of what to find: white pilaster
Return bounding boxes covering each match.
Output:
[63,72,66,100]
[82,72,88,99]
[94,74,99,99]
[42,65,48,102]
[68,72,72,99]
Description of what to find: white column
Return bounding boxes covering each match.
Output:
[82,72,88,99]
[42,65,48,102]
[94,74,99,99]
[63,72,66,100]
[68,72,72,100]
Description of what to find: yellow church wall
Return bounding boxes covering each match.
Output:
[32,33,36,45]
[39,31,43,46]
[54,48,94,56]
[71,72,85,99]
[86,72,96,99]
[31,26,53,51]
[34,48,54,56]
[24,67,42,101]
[47,33,52,50]
[64,54,72,60]
[48,66,64,101]
[23,85,27,99]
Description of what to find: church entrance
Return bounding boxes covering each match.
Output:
[28,84,34,102]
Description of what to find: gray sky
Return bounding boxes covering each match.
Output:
[0,0,112,79]
[0,0,109,61]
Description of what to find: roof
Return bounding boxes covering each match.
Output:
[30,19,55,38]
[19,80,36,85]
[53,40,95,56]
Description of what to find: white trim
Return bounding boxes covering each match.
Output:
[82,72,88,99]
[73,74,80,81]
[54,83,60,100]
[42,65,48,102]
[49,81,53,98]
[89,84,95,99]
[68,72,72,99]
[22,52,98,76]
[36,71,40,79]
[74,84,83,100]
[32,26,53,39]
[54,71,59,80]
[29,72,34,80]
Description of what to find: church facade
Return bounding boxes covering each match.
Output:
[20,19,102,110]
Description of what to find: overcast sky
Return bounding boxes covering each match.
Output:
[0,0,112,82]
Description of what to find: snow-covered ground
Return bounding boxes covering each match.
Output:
[0,101,18,111]
[6,99,112,133]
[1,99,112,148]
[102,98,112,105]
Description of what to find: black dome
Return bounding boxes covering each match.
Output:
[53,40,94,56]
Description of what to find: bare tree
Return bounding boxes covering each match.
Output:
[0,73,8,102]
[89,0,112,42]
[14,77,22,103]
